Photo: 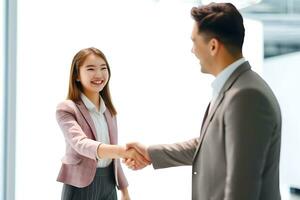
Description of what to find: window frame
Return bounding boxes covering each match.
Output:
[3,0,17,199]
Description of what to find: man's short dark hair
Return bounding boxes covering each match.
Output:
[191,3,245,55]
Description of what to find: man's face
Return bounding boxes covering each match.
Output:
[191,22,212,74]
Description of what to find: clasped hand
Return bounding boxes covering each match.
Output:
[123,142,151,170]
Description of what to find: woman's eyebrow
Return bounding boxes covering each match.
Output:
[84,63,107,68]
[85,65,96,68]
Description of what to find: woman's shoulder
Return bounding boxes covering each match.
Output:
[56,99,78,111]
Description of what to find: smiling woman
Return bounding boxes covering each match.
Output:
[55,47,148,200]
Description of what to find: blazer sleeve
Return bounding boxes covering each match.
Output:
[223,89,278,200]
[56,101,101,160]
[116,158,129,189]
[148,138,199,169]
[113,117,129,189]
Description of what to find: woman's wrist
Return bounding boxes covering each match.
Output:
[97,144,128,159]
[118,145,127,158]
[121,187,129,195]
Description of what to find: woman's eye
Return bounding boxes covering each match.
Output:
[87,68,94,71]
[101,67,107,70]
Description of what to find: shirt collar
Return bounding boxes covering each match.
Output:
[81,93,106,114]
[211,57,246,98]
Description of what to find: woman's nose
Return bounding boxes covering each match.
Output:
[96,68,104,75]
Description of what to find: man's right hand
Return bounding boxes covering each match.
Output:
[124,142,151,170]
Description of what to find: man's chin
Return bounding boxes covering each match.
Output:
[200,67,209,74]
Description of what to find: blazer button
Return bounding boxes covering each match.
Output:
[193,172,197,175]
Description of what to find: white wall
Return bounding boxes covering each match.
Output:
[263,52,300,190]
[15,1,262,199]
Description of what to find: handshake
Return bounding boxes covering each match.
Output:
[122,142,151,170]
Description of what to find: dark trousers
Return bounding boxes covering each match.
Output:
[61,164,117,200]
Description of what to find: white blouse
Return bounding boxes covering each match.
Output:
[81,93,112,168]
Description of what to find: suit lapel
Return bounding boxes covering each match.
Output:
[201,93,224,135]
[193,94,225,160]
[76,99,118,144]
[76,100,98,140]
[193,62,251,160]
[201,102,211,131]
[104,110,117,145]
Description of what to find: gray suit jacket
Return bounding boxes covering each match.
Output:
[148,62,281,200]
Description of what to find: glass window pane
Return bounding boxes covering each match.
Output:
[0,0,5,198]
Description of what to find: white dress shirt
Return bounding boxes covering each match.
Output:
[210,58,246,112]
[81,93,112,168]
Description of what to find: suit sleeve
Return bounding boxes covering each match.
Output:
[224,89,275,200]
[116,158,129,189]
[148,138,199,169]
[56,101,101,160]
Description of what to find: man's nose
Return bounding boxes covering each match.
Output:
[191,47,194,54]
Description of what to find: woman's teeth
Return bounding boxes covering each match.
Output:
[92,80,103,84]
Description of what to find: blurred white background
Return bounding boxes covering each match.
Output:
[15,0,269,199]
[16,1,206,199]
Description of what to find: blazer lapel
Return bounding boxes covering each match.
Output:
[200,93,225,135]
[201,102,211,131]
[76,100,98,140]
[193,94,225,160]
[104,110,117,145]
[193,62,251,160]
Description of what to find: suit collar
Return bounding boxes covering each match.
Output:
[193,62,251,161]
[211,58,246,99]
[80,93,107,114]
[202,62,251,133]
[219,61,251,95]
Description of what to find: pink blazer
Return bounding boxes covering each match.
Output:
[56,99,128,188]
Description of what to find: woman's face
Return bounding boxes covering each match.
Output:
[77,54,109,98]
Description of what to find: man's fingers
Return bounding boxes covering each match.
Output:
[123,149,150,170]
[135,151,151,165]
[126,142,138,150]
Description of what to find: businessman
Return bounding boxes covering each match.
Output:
[126,2,282,200]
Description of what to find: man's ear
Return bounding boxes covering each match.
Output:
[209,38,220,56]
